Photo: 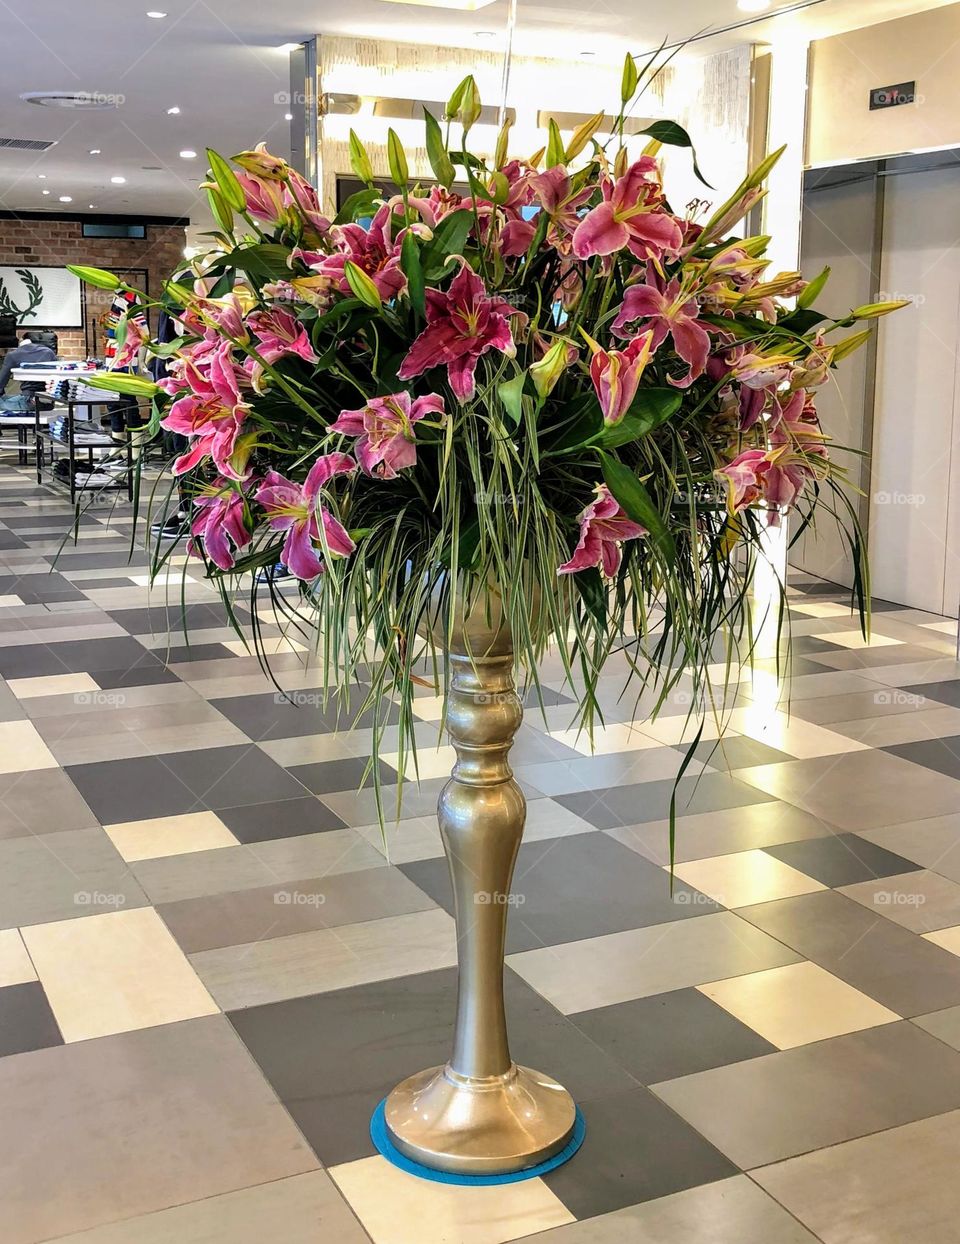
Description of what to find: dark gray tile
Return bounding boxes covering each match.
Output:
[674,737,796,773]
[571,988,776,1084]
[211,691,398,740]
[0,982,63,1057]
[229,965,635,1167]
[401,833,720,952]
[543,1086,737,1218]
[44,550,150,570]
[884,736,960,781]
[151,643,236,664]
[162,746,312,810]
[557,774,775,830]
[217,796,347,842]
[286,758,398,795]
[764,833,923,888]
[901,680,960,710]
[739,889,960,1016]
[67,756,205,822]
[0,572,82,604]
[0,637,161,680]
[107,603,245,633]
[94,663,180,689]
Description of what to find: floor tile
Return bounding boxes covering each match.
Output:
[523,1175,818,1243]
[193,906,457,1010]
[402,833,720,953]
[724,705,870,758]
[734,750,960,831]
[899,679,960,708]
[104,810,239,861]
[0,827,149,929]
[840,869,960,932]
[0,1016,318,1244]
[556,774,774,830]
[5,673,100,700]
[671,850,826,908]
[217,795,348,841]
[355,814,444,863]
[0,981,63,1057]
[542,1086,737,1218]
[230,965,633,1167]
[570,987,775,1083]
[0,928,36,986]
[698,960,899,1049]
[330,1155,573,1244]
[738,888,960,1016]
[653,1020,960,1169]
[753,1108,960,1244]
[211,689,399,738]
[763,832,923,887]
[45,1171,370,1244]
[0,719,57,773]
[885,735,960,781]
[22,906,219,1041]
[508,911,801,1015]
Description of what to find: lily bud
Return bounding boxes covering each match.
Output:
[530,339,577,399]
[851,299,911,319]
[343,260,382,310]
[831,329,872,361]
[232,143,288,180]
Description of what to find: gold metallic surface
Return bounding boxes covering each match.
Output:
[384,583,576,1174]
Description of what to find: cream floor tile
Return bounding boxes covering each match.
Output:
[190,906,457,1009]
[922,620,959,635]
[548,722,664,756]
[923,925,960,956]
[812,630,902,649]
[790,601,855,619]
[104,812,240,863]
[0,595,24,607]
[725,706,869,758]
[222,636,308,656]
[22,907,219,1042]
[633,715,730,746]
[329,1155,574,1244]
[508,911,801,1014]
[259,733,367,765]
[671,850,827,908]
[864,658,960,687]
[356,816,445,863]
[411,694,445,722]
[699,960,899,1049]
[382,745,457,780]
[5,673,100,700]
[0,720,58,774]
[0,928,36,986]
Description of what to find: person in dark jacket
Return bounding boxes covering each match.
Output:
[0,332,57,395]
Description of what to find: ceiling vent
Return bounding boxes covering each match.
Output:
[0,137,56,151]
[20,91,121,111]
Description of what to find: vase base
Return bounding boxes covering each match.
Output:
[383,1062,577,1176]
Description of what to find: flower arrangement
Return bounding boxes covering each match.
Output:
[70,57,904,819]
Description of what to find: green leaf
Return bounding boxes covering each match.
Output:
[344,260,382,309]
[205,148,246,212]
[348,130,375,185]
[387,128,408,188]
[400,231,425,319]
[621,52,639,103]
[640,120,714,189]
[779,306,827,335]
[420,208,473,277]
[222,243,291,279]
[206,186,234,235]
[574,566,607,626]
[445,76,470,120]
[597,389,683,448]
[498,372,526,427]
[546,118,565,169]
[797,264,831,308]
[600,452,675,564]
[423,109,455,188]
[66,264,121,291]
[334,187,381,225]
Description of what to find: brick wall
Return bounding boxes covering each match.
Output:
[0,217,186,361]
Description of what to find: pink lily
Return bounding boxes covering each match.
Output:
[716,449,769,512]
[162,397,249,480]
[330,391,444,479]
[235,172,291,229]
[398,261,524,401]
[612,262,711,388]
[246,307,317,365]
[255,453,356,581]
[306,204,406,302]
[110,317,150,369]
[189,485,252,571]
[528,165,593,255]
[558,484,646,577]
[573,158,683,262]
[587,330,655,426]
[286,169,332,239]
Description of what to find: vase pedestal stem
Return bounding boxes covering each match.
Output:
[383,625,576,1175]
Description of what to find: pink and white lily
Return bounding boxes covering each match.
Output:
[189,485,252,571]
[558,484,646,577]
[398,261,524,401]
[612,262,710,388]
[302,204,405,302]
[573,158,683,262]
[255,453,356,581]
[330,391,444,479]
[246,307,318,365]
[587,330,655,426]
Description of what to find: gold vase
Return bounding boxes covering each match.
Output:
[383,581,576,1174]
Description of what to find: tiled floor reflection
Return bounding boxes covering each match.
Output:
[2,462,960,1241]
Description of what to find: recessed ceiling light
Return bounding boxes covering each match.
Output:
[166,105,180,114]
[580,50,597,56]
[89,148,101,155]
[89,204,96,208]
[275,42,302,53]
[59,195,72,202]
[179,148,197,159]
[21,90,117,111]
[110,175,126,184]
[37,173,46,179]
[284,112,293,121]
[41,189,50,195]
[146,10,167,17]
[737,0,771,9]
[475,30,496,37]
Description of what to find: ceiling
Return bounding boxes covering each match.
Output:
[0,0,953,223]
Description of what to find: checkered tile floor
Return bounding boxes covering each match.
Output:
[3,460,960,1243]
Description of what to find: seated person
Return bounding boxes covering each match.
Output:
[0,331,57,397]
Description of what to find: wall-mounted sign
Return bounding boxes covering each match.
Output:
[0,266,82,327]
[870,81,916,110]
